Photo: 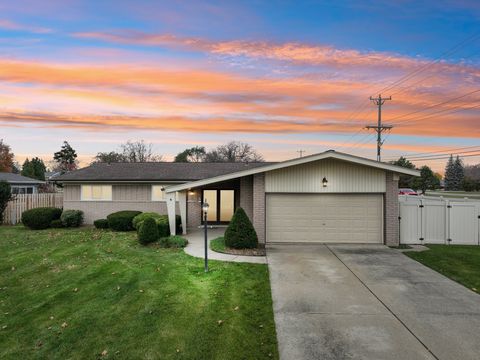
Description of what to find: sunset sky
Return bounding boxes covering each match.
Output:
[0,0,479,172]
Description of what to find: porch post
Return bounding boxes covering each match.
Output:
[178,190,187,235]
[166,191,177,236]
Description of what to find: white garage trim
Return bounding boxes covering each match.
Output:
[266,193,384,244]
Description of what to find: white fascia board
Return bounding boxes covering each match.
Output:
[165,151,420,193]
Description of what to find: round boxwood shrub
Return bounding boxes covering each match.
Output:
[138,217,159,245]
[159,235,188,248]
[60,210,84,228]
[224,207,258,249]
[94,219,109,229]
[21,207,62,230]
[50,219,64,228]
[107,210,142,231]
[132,212,162,230]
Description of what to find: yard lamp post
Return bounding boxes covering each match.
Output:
[202,201,209,272]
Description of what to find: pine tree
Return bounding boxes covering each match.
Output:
[444,155,455,190]
[453,156,465,191]
[21,159,35,178]
[53,141,78,173]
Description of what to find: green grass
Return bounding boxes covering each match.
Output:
[405,245,480,293]
[210,236,227,253]
[0,226,278,359]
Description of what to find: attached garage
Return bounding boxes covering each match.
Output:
[165,150,420,246]
[266,194,383,243]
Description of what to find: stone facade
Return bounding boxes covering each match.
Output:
[253,173,266,244]
[384,172,400,246]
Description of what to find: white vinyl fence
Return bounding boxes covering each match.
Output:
[2,193,63,225]
[399,195,480,245]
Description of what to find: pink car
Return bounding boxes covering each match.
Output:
[399,188,418,195]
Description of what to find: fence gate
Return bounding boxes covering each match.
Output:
[399,195,480,245]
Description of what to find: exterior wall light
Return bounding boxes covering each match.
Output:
[322,177,328,187]
[188,190,195,196]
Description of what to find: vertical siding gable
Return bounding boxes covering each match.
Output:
[265,158,386,193]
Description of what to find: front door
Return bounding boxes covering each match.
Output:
[202,189,235,224]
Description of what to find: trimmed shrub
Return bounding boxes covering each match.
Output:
[132,212,162,230]
[224,207,258,249]
[107,210,142,231]
[138,217,159,245]
[94,219,109,229]
[50,219,64,228]
[22,207,62,230]
[158,235,188,248]
[0,181,13,223]
[60,210,84,228]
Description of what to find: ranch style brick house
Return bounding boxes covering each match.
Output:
[56,150,419,246]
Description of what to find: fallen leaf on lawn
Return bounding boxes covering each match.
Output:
[116,286,120,291]
[50,316,54,320]
[234,306,239,311]
[472,288,477,291]
[36,341,43,348]
[73,288,78,292]
[2,325,7,329]
[61,322,68,328]
[101,349,108,356]
[217,320,223,325]
[111,272,116,275]
[176,349,180,353]
[259,324,264,328]
[11,266,15,271]
[47,326,52,330]
[156,268,160,272]
[139,289,144,293]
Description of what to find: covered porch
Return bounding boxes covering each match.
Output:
[165,177,255,236]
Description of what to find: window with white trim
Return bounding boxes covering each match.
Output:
[151,185,179,201]
[81,185,112,201]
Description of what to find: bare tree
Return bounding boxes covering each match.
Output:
[204,141,264,162]
[120,140,163,162]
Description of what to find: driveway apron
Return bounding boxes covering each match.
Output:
[267,244,480,360]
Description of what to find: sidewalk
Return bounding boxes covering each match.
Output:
[183,227,267,264]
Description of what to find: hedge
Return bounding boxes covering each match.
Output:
[60,210,84,228]
[132,213,182,236]
[94,219,109,229]
[138,217,159,245]
[22,207,63,230]
[159,235,188,248]
[224,207,258,249]
[132,212,163,230]
[107,210,142,231]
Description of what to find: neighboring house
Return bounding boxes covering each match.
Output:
[56,150,419,246]
[0,172,45,194]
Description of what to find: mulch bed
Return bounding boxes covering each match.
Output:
[219,247,266,256]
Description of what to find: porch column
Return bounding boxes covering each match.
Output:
[166,191,177,236]
[177,190,187,235]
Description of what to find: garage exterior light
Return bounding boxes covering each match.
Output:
[322,177,328,187]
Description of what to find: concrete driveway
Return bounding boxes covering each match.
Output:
[267,244,480,360]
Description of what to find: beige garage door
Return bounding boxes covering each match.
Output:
[266,194,383,243]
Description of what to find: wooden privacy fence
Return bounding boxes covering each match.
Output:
[399,195,480,245]
[2,193,63,225]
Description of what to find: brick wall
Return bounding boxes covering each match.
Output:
[240,176,254,222]
[187,189,202,229]
[253,173,266,244]
[385,172,399,246]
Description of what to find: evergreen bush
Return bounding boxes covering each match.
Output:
[224,207,258,249]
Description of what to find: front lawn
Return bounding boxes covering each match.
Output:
[405,245,480,293]
[0,226,278,359]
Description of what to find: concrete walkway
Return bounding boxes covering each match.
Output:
[268,243,480,360]
[183,227,267,264]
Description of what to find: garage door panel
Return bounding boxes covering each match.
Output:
[266,194,383,243]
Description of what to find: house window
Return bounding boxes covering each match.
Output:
[11,186,35,194]
[151,185,178,201]
[81,185,112,201]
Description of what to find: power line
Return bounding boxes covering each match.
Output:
[383,144,480,160]
[407,153,480,161]
[392,102,480,126]
[402,148,480,160]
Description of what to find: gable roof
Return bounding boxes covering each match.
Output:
[165,150,420,193]
[0,172,44,184]
[55,162,275,182]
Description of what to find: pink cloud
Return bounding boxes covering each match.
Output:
[0,19,52,34]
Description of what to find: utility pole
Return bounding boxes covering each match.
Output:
[366,94,392,161]
[297,150,306,158]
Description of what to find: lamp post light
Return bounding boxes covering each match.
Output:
[202,201,209,272]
